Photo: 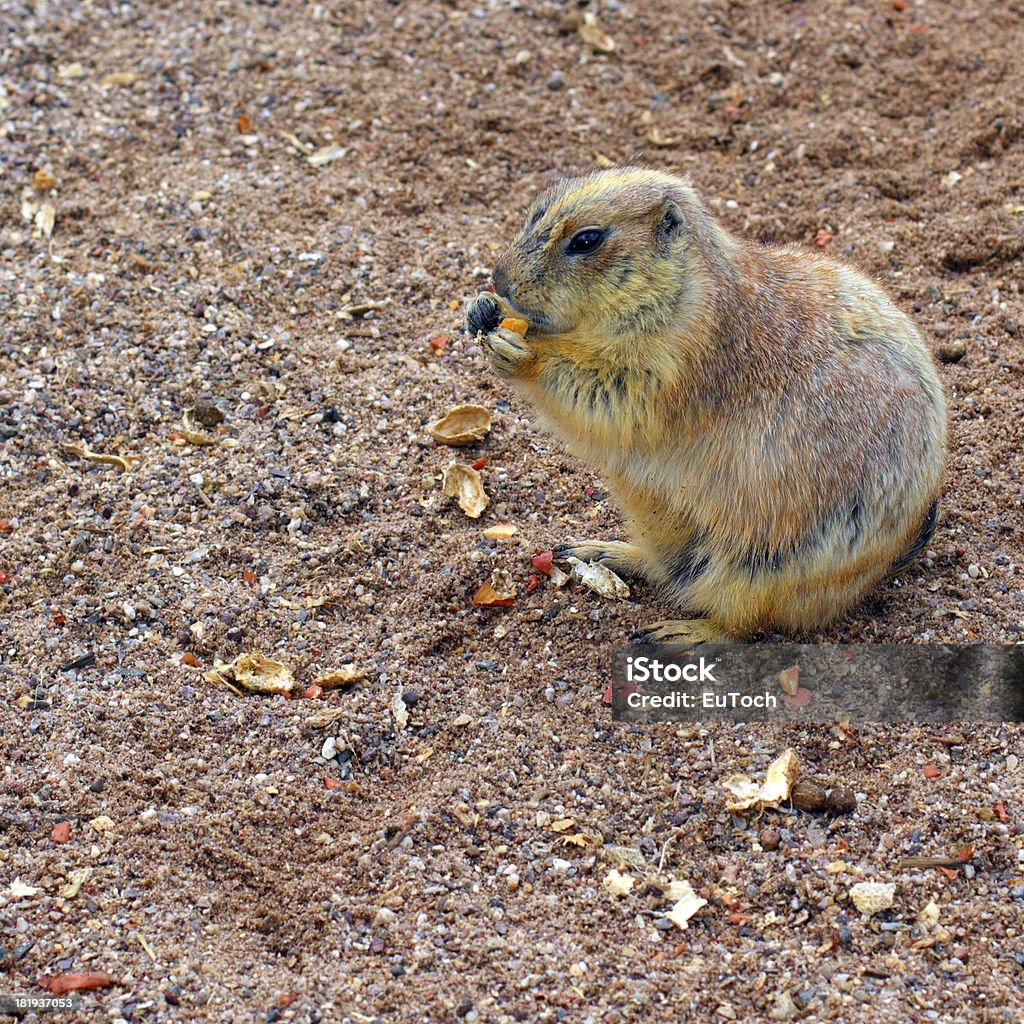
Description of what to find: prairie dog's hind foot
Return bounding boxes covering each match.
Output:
[632,619,739,645]
[554,539,647,579]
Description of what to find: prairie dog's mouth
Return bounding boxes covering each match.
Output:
[495,296,564,337]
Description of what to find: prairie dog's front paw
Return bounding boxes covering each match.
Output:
[553,539,646,579]
[464,293,502,337]
[483,326,533,377]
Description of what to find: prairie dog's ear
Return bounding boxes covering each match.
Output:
[654,199,686,247]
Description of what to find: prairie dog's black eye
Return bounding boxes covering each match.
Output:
[566,228,606,256]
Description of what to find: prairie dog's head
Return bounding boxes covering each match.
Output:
[491,168,713,342]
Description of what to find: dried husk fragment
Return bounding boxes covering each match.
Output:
[429,405,492,446]
[204,652,297,695]
[849,882,896,915]
[565,556,630,600]
[310,666,365,689]
[579,13,616,53]
[482,524,517,541]
[724,748,800,812]
[442,463,489,518]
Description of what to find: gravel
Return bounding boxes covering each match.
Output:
[1,0,1023,1021]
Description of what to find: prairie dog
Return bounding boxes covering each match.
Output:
[465,168,947,642]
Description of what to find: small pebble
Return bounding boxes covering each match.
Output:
[192,399,225,426]
[759,826,781,851]
[374,907,396,928]
[806,827,827,849]
[558,11,584,33]
[791,780,828,812]
[938,338,967,362]
[826,787,857,815]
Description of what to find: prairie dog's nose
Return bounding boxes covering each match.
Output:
[492,260,510,298]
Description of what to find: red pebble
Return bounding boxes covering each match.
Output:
[782,686,812,710]
[44,972,116,995]
[531,550,554,575]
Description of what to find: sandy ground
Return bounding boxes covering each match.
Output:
[1,0,1023,1021]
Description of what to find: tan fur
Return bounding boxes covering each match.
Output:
[466,168,947,642]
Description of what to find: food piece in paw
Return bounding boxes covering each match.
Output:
[499,316,529,337]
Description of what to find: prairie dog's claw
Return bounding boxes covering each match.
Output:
[553,540,645,578]
[631,619,736,645]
